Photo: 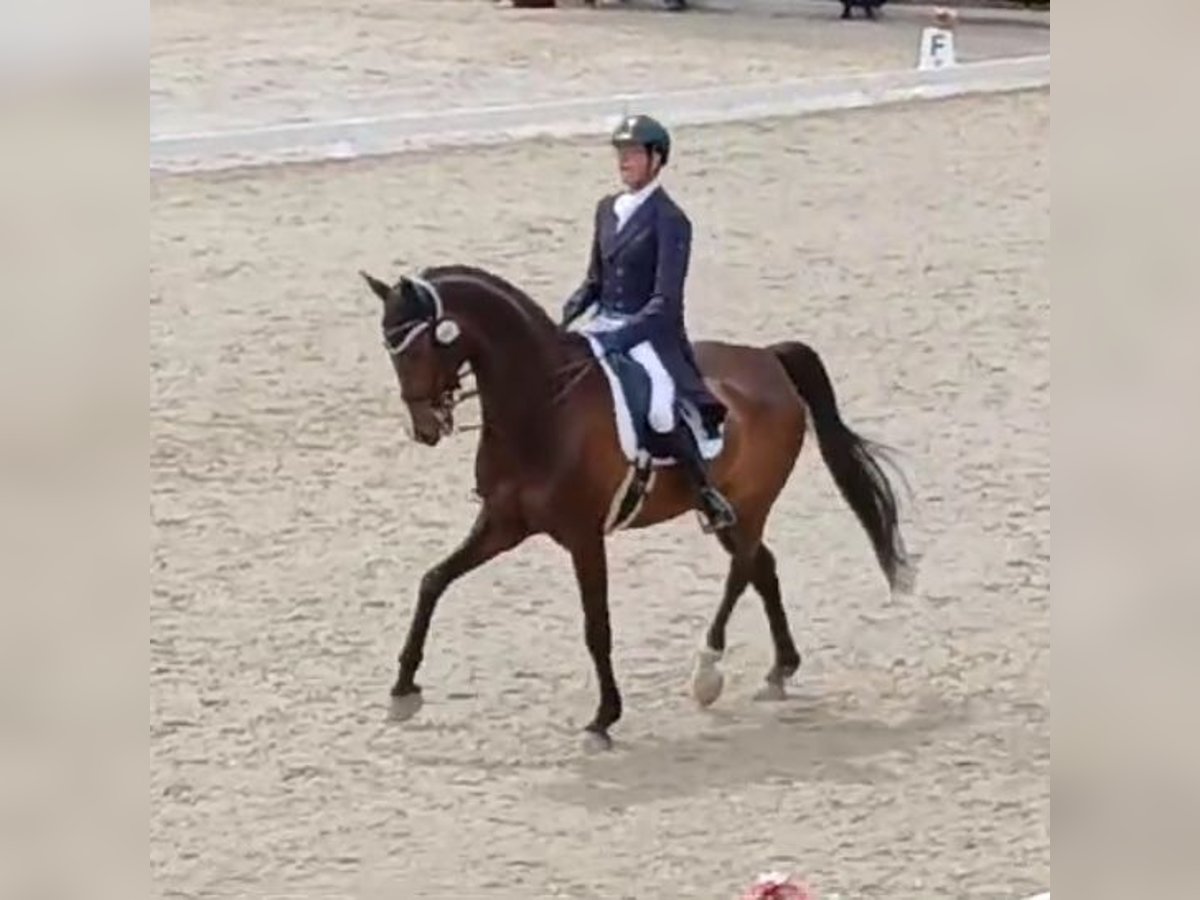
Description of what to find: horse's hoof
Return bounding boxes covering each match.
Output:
[691,647,725,707]
[693,667,725,707]
[581,729,613,753]
[753,681,788,702]
[387,689,424,722]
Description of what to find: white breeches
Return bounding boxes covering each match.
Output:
[581,315,677,433]
[629,342,677,433]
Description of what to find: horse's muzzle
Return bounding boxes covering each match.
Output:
[408,400,453,446]
[413,424,441,446]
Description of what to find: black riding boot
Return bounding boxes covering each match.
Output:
[668,424,736,532]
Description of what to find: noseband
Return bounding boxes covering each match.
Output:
[383,319,433,358]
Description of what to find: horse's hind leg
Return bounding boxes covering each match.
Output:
[705,531,754,655]
[748,543,802,701]
[691,523,770,706]
[692,531,802,706]
[691,537,754,707]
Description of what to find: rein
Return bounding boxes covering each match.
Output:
[552,351,598,406]
[384,322,476,434]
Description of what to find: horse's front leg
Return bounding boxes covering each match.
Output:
[390,504,525,721]
[568,535,622,752]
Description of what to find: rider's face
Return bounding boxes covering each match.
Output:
[616,145,658,190]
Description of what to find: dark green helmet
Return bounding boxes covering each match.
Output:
[611,113,672,165]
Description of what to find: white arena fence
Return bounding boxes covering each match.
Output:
[149,54,1049,174]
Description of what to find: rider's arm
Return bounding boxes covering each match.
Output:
[603,207,691,352]
[562,200,605,326]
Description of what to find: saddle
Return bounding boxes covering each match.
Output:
[603,351,722,462]
[582,336,726,533]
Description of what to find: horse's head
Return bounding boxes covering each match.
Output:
[361,270,468,446]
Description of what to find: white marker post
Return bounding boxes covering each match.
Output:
[918,8,958,70]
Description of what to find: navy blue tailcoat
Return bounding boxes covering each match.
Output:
[563,188,725,429]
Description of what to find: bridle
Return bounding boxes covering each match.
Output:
[382,277,477,435]
[380,273,599,440]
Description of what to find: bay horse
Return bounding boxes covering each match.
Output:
[360,264,914,751]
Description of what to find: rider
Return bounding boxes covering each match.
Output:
[562,113,736,532]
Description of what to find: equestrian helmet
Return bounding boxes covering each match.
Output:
[611,114,672,165]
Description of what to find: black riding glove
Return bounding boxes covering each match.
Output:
[561,295,591,328]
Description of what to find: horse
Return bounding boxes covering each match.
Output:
[360,263,915,751]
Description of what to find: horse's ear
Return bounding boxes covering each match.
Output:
[360,270,392,303]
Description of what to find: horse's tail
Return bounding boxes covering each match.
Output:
[770,340,916,595]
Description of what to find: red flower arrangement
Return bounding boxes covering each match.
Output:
[739,872,814,900]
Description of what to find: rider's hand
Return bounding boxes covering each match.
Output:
[561,297,585,328]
